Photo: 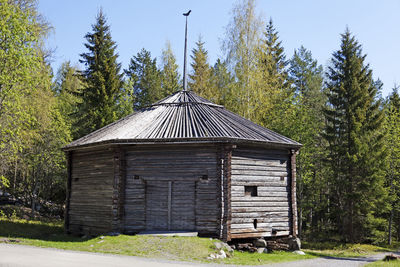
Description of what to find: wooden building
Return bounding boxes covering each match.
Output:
[63,91,301,241]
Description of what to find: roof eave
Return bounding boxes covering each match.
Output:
[62,137,302,152]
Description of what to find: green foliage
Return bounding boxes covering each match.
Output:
[189,36,213,100]
[209,59,235,106]
[288,46,327,237]
[324,29,387,242]
[161,40,181,94]
[54,61,83,139]
[125,48,162,109]
[222,0,264,118]
[254,19,296,135]
[78,9,124,137]
[0,0,70,212]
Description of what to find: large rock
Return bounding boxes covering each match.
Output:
[253,238,267,247]
[288,237,301,251]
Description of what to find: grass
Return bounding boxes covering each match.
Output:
[302,241,396,258]
[366,261,400,267]
[0,217,316,265]
[0,210,397,265]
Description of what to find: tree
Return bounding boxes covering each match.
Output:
[222,0,264,118]
[210,59,235,106]
[161,40,181,95]
[78,9,123,137]
[384,88,400,244]
[324,29,387,242]
[254,19,295,135]
[288,46,327,237]
[0,0,47,192]
[125,48,162,109]
[54,61,83,139]
[189,36,213,99]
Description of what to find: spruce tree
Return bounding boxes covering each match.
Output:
[288,46,327,237]
[210,59,235,106]
[78,10,123,137]
[255,19,295,135]
[385,88,400,244]
[188,36,212,99]
[324,29,386,242]
[161,41,181,95]
[125,48,162,109]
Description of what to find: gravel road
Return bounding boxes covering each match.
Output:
[0,243,397,267]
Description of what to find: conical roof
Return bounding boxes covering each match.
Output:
[64,91,301,150]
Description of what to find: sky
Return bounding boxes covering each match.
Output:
[38,0,400,97]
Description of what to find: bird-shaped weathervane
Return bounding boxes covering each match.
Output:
[182,10,191,91]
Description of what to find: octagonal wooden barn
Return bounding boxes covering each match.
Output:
[63,91,301,241]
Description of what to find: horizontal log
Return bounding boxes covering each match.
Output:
[232,206,289,212]
[231,217,289,223]
[232,211,290,218]
[230,231,290,239]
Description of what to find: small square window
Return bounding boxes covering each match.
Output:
[244,186,258,197]
[201,175,208,181]
[134,175,139,180]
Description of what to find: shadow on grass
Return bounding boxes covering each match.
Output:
[0,219,92,243]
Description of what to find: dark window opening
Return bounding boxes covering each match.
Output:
[253,219,258,229]
[245,186,258,196]
[74,178,79,182]
[134,175,139,180]
[280,176,285,181]
[272,228,277,235]
[201,175,208,181]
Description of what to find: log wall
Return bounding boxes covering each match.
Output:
[123,145,220,236]
[68,149,114,235]
[230,146,291,239]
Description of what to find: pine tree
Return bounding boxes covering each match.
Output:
[161,40,181,95]
[385,88,400,244]
[255,19,295,135]
[288,46,327,237]
[188,36,212,99]
[125,48,162,109]
[78,9,123,137]
[210,59,235,106]
[324,29,386,242]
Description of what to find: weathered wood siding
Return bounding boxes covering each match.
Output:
[230,146,291,239]
[123,145,219,235]
[68,149,114,235]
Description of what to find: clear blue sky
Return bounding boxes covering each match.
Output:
[38,0,400,97]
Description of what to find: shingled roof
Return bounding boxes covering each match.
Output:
[64,91,301,150]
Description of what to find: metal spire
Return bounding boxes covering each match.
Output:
[182,10,191,91]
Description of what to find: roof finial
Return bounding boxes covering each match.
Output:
[182,10,191,91]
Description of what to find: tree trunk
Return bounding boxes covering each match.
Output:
[388,208,393,245]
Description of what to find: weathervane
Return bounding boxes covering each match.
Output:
[182,10,191,91]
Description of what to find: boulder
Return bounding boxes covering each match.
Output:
[293,250,305,255]
[288,237,301,251]
[257,248,268,254]
[253,238,267,247]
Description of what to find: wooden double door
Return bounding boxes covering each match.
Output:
[145,180,196,231]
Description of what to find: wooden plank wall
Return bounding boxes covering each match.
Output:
[230,146,291,239]
[123,145,219,236]
[68,148,114,235]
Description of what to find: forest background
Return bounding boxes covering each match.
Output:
[0,0,399,244]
